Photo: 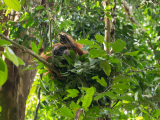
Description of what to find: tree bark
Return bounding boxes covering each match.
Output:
[0,47,37,120]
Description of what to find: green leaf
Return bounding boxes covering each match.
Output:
[89,45,101,49]
[4,0,21,11]
[19,12,30,21]
[0,39,11,46]
[94,91,116,100]
[0,71,6,86]
[55,107,74,118]
[70,101,81,114]
[94,92,107,100]
[121,103,137,110]
[0,106,1,112]
[112,39,126,53]
[85,106,100,119]
[23,65,35,71]
[95,35,104,44]
[110,58,121,64]
[5,47,19,67]
[100,60,111,76]
[38,40,43,50]
[17,56,25,65]
[78,39,95,45]
[106,5,114,10]
[116,95,134,102]
[31,42,38,54]
[112,83,134,90]
[113,75,139,85]
[0,57,8,86]
[64,89,79,100]
[152,109,160,117]
[36,6,44,11]
[82,87,95,110]
[92,76,107,87]
[70,50,76,60]
[124,51,139,56]
[89,49,106,58]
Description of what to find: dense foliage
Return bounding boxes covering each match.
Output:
[1,0,160,119]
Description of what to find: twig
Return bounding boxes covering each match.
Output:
[34,87,41,120]
[124,66,156,75]
[121,0,136,23]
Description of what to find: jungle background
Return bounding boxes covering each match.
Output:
[0,0,160,120]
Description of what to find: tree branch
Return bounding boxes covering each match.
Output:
[0,33,65,81]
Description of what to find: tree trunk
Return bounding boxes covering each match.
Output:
[0,47,37,120]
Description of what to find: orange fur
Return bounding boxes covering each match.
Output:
[40,33,86,78]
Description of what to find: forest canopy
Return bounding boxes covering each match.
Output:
[0,0,160,120]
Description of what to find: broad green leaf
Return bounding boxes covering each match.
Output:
[85,106,100,119]
[121,103,137,110]
[55,107,74,118]
[31,42,38,54]
[112,39,126,53]
[106,5,114,10]
[56,5,60,12]
[116,95,134,102]
[94,91,116,100]
[36,6,44,11]
[155,50,160,60]
[0,57,8,86]
[17,56,25,65]
[64,89,79,100]
[78,39,95,45]
[70,50,76,60]
[19,12,30,21]
[0,71,6,86]
[113,75,139,85]
[38,40,43,50]
[70,101,81,114]
[0,39,11,46]
[89,49,106,58]
[124,51,139,56]
[152,109,160,117]
[89,44,101,49]
[23,65,35,71]
[96,1,99,7]
[66,0,70,5]
[92,76,107,87]
[82,87,95,110]
[20,0,25,6]
[112,83,134,90]
[4,0,21,11]
[26,18,34,27]
[110,58,121,64]
[94,92,107,100]
[100,60,111,76]
[5,47,19,67]
[95,35,104,44]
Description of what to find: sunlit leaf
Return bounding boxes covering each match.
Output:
[112,39,126,53]
[5,47,19,67]
[92,76,107,87]
[4,0,21,11]
[55,107,74,118]
[124,51,139,56]
[82,87,95,110]
[100,60,111,76]
[95,35,104,44]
